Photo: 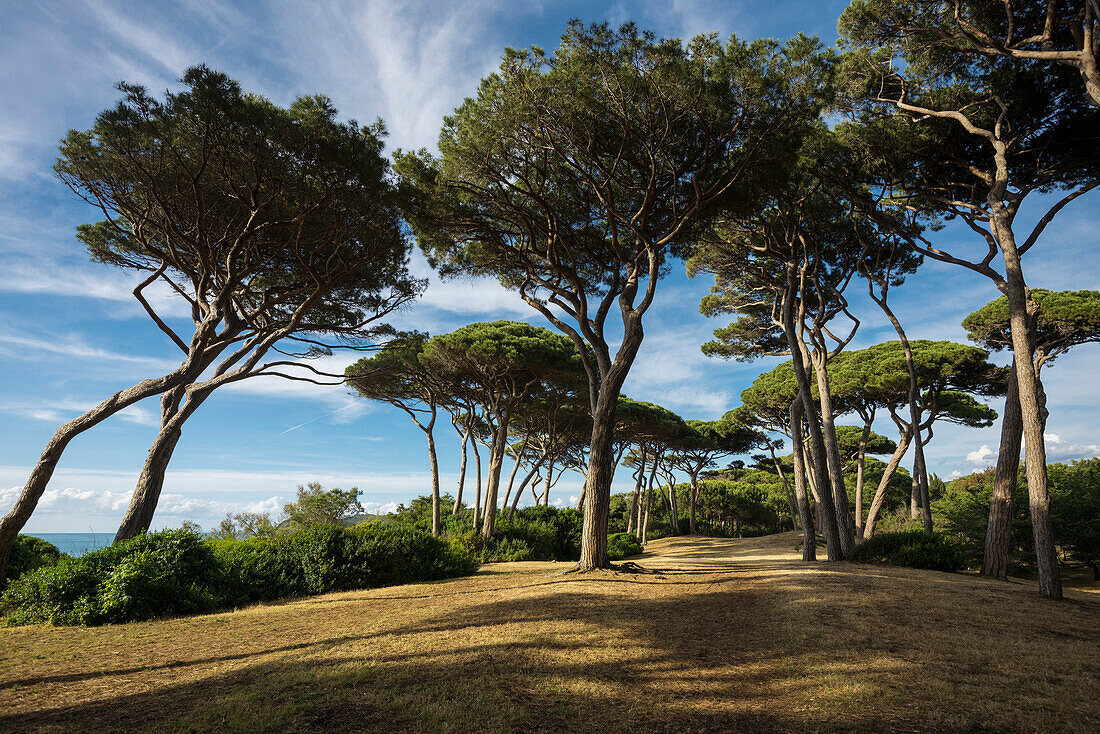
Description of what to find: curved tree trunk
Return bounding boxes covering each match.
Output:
[116,383,210,541]
[790,398,816,561]
[982,363,1022,579]
[863,427,912,540]
[0,366,197,572]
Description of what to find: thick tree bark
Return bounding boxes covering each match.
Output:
[480,420,510,538]
[115,384,205,541]
[1000,258,1061,598]
[790,399,816,561]
[982,363,1022,579]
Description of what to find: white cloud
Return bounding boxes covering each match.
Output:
[1043,433,1100,462]
[966,444,996,466]
[0,329,180,372]
[0,398,158,427]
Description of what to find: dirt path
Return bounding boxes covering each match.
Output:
[634,533,803,571]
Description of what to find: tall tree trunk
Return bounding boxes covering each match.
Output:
[982,364,1022,579]
[542,464,552,506]
[480,419,510,538]
[688,472,699,535]
[453,424,469,515]
[1001,258,1061,598]
[869,283,931,534]
[667,476,679,535]
[578,390,618,569]
[854,421,871,537]
[780,275,842,559]
[916,431,933,533]
[628,449,644,535]
[790,398,817,561]
[641,462,655,546]
[809,353,856,556]
[863,427,912,540]
[472,438,483,527]
[427,420,440,537]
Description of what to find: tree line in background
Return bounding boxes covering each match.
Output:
[1,2,1098,601]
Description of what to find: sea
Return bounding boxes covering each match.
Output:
[27,533,112,556]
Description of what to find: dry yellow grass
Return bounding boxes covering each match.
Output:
[1,533,1097,732]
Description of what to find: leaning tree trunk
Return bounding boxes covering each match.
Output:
[116,383,209,541]
[507,456,544,522]
[982,364,1022,579]
[501,433,531,512]
[0,365,198,573]
[770,444,799,531]
[863,426,913,540]
[790,398,816,561]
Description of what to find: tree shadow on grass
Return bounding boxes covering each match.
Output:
[3,557,1099,733]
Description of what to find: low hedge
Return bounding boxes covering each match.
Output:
[607,532,642,561]
[3,535,62,587]
[2,525,478,626]
[849,530,966,573]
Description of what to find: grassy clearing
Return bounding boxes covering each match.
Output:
[1,533,1097,732]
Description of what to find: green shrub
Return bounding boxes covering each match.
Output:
[3,535,62,586]
[850,530,966,573]
[607,532,642,561]
[3,525,478,626]
[212,535,306,604]
[2,529,218,625]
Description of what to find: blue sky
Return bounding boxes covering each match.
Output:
[1,1,1097,533]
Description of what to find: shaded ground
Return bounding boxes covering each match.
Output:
[1,532,1097,732]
